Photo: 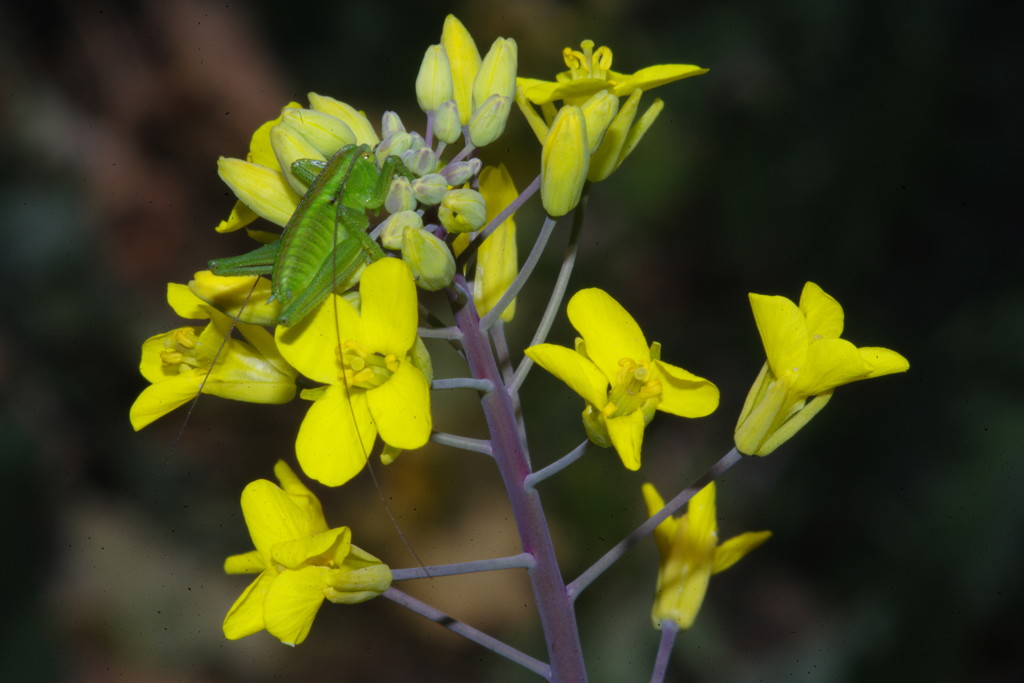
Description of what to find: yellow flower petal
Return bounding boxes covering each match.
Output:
[223,570,276,640]
[276,295,362,385]
[296,385,376,487]
[359,259,417,357]
[748,292,808,380]
[859,346,910,377]
[567,288,650,380]
[365,360,432,450]
[652,360,720,418]
[224,550,265,575]
[641,483,677,556]
[798,281,844,339]
[608,63,708,96]
[271,527,350,570]
[263,565,331,645]
[712,531,772,574]
[606,410,645,470]
[524,343,609,409]
[241,480,317,558]
[129,372,203,430]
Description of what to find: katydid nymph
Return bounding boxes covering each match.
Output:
[201,143,430,563]
[208,143,416,326]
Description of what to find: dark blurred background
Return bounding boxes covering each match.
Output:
[1,0,1019,681]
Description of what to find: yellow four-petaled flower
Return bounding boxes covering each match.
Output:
[526,288,718,470]
[734,282,910,456]
[223,460,391,645]
[276,258,432,487]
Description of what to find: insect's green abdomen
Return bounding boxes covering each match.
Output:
[272,145,371,305]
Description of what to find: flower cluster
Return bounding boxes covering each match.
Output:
[128,13,911,670]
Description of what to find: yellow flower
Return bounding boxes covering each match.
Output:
[275,258,432,487]
[518,41,707,183]
[643,482,770,630]
[129,277,296,431]
[519,40,707,107]
[734,282,910,456]
[223,460,392,646]
[525,289,718,470]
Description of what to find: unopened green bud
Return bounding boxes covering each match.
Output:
[412,173,449,206]
[407,131,427,152]
[541,105,589,217]
[385,176,417,214]
[307,92,379,146]
[281,108,356,157]
[270,123,324,194]
[473,37,518,108]
[402,146,439,177]
[379,210,423,250]
[433,100,463,144]
[578,90,618,155]
[376,131,413,165]
[439,188,487,233]
[402,227,456,290]
[380,111,406,140]
[468,94,512,147]
[441,158,481,186]
[416,44,453,112]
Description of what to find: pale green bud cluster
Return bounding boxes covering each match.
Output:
[415,16,517,149]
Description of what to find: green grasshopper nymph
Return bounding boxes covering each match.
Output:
[208,143,416,326]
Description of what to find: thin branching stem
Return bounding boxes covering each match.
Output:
[524,439,589,489]
[567,448,743,600]
[418,326,463,340]
[383,587,551,679]
[456,174,541,268]
[432,378,494,392]
[392,553,535,581]
[511,184,589,393]
[480,214,559,331]
[450,276,588,682]
[430,432,493,456]
[650,621,679,683]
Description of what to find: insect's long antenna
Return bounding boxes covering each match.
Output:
[330,152,430,575]
[169,276,261,463]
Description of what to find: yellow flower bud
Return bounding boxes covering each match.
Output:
[541,105,589,217]
[416,44,453,112]
[473,37,518,108]
[468,94,512,147]
[270,123,325,194]
[307,92,380,146]
[578,89,619,155]
[216,157,300,228]
[280,108,356,157]
[441,14,481,125]
[433,99,463,144]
